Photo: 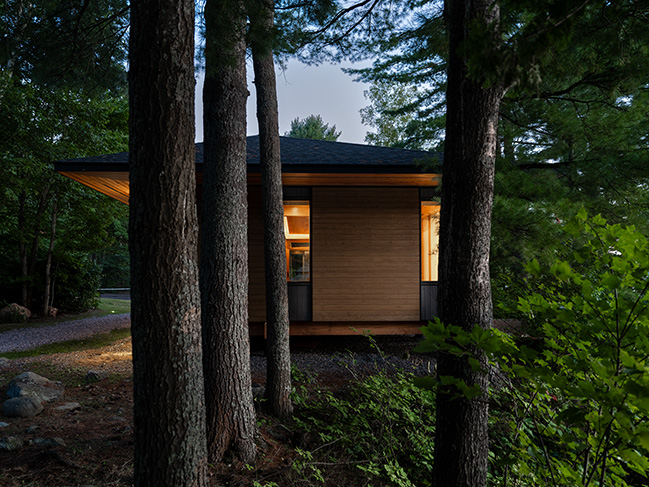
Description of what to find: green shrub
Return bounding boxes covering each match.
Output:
[293,367,436,486]
[53,253,101,313]
[417,210,649,486]
[497,211,649,487]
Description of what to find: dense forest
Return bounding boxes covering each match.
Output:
[0,0,130,316]
[1,0,648,485]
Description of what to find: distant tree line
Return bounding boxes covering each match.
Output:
[0,0,130,315]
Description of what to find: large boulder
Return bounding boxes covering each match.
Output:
[6,372,64,403]
[2,397,43,418]
[0,303,31,323]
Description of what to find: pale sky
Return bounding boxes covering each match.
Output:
[195,60,371,144]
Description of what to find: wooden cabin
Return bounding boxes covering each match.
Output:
[55,136,442,336]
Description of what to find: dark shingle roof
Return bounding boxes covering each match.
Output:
[56,135,440,174]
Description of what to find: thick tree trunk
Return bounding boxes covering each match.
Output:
[250,0,293,418]
[201,0,257,464]
[433,1,503,486]
[128,0,208,484]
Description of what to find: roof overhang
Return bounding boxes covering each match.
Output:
[55,137,441,205]
[58,169,441,206]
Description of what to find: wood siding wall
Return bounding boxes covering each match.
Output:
[312,187,420,321]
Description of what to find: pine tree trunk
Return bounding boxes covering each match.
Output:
[128,0,208,484]
[201,0,257,464]
[250,0,293,418]
[433,1,503,486]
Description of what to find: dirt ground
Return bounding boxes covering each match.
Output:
[0,338,388,486]
[0,339,135,486]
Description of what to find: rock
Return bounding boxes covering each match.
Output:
[0,421,8,427]
[31,437,66,447]
[0,357,10,368]
[26,425,38,433]
[54,402,81,412]
[2,397,44,418]
[0,436,23,451]
[85,370,103,382]
[0,303,31,323]
[7,371,64,403]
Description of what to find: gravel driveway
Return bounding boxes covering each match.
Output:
[0,314,131,353]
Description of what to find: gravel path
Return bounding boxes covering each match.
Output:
[0,314,131,353]
[0,314,435,380]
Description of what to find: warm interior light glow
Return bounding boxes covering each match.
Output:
[284,201,310,282]
[421,202,440,281]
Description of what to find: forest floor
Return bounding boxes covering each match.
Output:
[0,329,430,486]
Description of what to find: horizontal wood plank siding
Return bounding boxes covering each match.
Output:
[247,186,266,321]
[312,187,420,321]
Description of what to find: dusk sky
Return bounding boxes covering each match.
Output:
[195,60,372,144]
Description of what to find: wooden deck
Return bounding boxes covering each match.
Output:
[250,319,524,337]
[249,321,425,337]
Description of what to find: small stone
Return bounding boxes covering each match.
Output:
[0,436,23,451]
[31,437,66,447]
[107,416,127,423]
[26,425,38,433]
[2,397,43,418]
[85,370,103,382]
[54,402,81,412]
[0,357,10,368]
[0,422,8,427]
[7,371,64,403]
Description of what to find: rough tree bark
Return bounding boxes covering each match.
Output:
[128,0,208,484]
[433,1,504,486]
[250,0,293,418]
[201,0,257,463]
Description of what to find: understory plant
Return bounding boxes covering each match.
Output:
[497,211,649,486]
[417,210,649,486]
[292,363,436,486]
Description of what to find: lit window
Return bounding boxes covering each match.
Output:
[421,202,440,281]
[283,201,310,282]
